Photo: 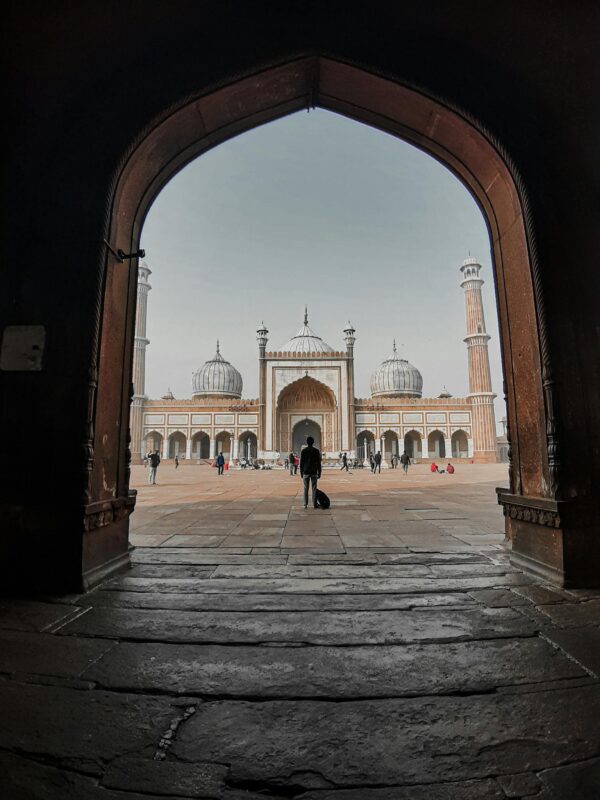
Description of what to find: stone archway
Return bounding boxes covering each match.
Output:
[452,430,469,459]
[84,56,576,586]
[404,431,424,460]
[292,420,322,454]
[239,431,258,461]
[192,432,210,460]
[277,376,336,456]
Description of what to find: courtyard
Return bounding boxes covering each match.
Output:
[1,463,599,797]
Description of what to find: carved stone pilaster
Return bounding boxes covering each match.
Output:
[83,492,137,533]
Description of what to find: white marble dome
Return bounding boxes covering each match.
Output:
[280,309,335,355]
[192,341,243,398]
[370,342,423,398]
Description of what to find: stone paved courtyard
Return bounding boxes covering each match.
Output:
[1,463,600,798]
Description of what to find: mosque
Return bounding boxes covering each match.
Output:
[131,257,498,466]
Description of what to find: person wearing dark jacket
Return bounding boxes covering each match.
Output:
[374,450,382,473]
[216,451,225,475]
[299,436,322,509]
[148,450,160,484]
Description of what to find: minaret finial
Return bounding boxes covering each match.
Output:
[393,338,397,355]
[304,305,308,326]
[216,339,220,355]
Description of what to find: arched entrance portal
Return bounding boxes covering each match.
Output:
[239,432,258,461]
[83,56,579,588]
[292,420,322,454]
[452,430,469,459]
[277,376,336,456]
[404,431,424,460]
[357,431,376,461]
[168,432,186,460]
[144,431,163,458]
[428,431,446,460]
[192,432,210,460]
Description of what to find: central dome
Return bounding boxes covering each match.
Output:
[280,308,335,355]
[192,341,243,398]
[370,342,423,398]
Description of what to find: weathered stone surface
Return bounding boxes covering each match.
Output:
[0,630,116,678]
[173,686,600,789]
[86,590,475,612]
[377,552,488,564]
[130,549,286,565]
[535,757,600,799]
[85,638,584,697]
[497,771,542,797]
[60,605,536,645]
[298,780,505,799]
[210,564,432,579]
[0,752,156,800]
[468,589,530,607]
[102,756,228,796]
[0,600,81,632]
[104,574,534,594]
[536,599,600,627]
[543,626,600,677]
[128,564,217,578]
[511,584,574,605]
[0,751,276,799]
[0,682,174,775]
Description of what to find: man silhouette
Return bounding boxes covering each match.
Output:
[374,450,382,473]
[300,436,322,509]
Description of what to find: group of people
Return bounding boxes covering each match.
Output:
[431,461,455,474]
[286,452,300,475]
[146,444,454,488]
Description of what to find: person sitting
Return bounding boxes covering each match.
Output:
[446,462,455,474]
[430,461,440,473]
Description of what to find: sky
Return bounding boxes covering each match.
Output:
[141,109,506,430]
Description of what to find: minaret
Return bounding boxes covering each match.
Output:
[344,321,356,457]
[130,261,152,462]
[460,256,497,462]
[256,321,269,457]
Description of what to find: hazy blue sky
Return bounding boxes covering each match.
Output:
[141,109,506,430]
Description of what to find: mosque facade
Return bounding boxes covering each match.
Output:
[131,257,498,466]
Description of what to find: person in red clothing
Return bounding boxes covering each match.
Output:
[430,462,439,473]
[446,463,455,474]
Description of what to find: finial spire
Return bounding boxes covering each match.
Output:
[393,338,397,355]
[216,339,220,355]
[304,305,308,326]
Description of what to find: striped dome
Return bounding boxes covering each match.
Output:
[370,342,423,398]
[280,308,335,355]
[192,341,242,398]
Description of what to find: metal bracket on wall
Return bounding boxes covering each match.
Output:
[103,239,145,263]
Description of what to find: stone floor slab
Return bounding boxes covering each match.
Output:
[172,686,600,790]
[86,637,584,698]
[60,605,536,645]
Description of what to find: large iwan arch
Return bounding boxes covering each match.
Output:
[29,56,595,589]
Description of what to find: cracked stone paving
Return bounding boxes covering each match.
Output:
[1,463,599,798]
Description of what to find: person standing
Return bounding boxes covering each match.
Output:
[289,452,295,476]
[148,450,160,484]
[390,453,396,469]
[340,452,348,472]
[174,455,179,469]
[374,450,382,474]
[369,453,375,473]
[400,450,410,474]
[300,436,322,509]
[216,451,225,476]
[293,453,299,475]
